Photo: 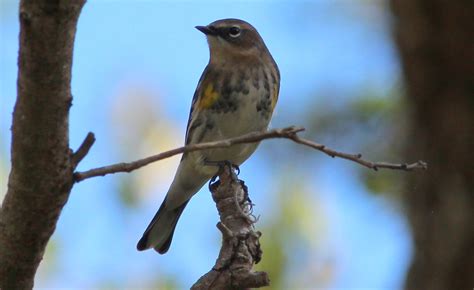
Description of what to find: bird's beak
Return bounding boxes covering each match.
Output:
[195,25,218,36]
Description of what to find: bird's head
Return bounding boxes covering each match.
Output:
[196,18,267,63]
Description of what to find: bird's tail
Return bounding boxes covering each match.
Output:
[136,197,189,254]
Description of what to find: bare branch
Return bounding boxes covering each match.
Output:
[288,134,428,171]
[72,132,96,169]
[73,126,304,182]
[74,125,427,182]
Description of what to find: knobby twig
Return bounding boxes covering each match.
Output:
[72,132,96,169]
[287,134,427,171]
[191,166,269,290]
[74,126,427,182]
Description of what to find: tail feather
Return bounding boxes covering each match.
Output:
[137,198,189,254]
[137,159,210,253]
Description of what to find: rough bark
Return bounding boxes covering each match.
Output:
[0,1,86,289]
[390,1,474,289]
[191,166,269,290]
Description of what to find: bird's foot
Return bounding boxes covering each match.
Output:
[205,160,240,191]
[205,160,240,177]
[208,174,220,191]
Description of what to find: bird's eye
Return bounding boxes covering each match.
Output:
[228,26,241,38]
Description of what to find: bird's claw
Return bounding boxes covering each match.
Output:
[204,160,240,177]
[208,174,219,191]
[233,164,240,175]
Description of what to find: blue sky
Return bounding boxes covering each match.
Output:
[1,1,411,289]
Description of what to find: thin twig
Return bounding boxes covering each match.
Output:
[288,134,428,171]
[74,125,427,182]
[72,132,95,169]
[73,126,303,182]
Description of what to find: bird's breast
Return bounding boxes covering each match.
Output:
[208,65,277,134]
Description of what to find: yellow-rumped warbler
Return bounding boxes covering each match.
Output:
[137,18,280,254]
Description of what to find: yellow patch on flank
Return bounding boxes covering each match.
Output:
[271,83,279,110]
[198,83,219,109]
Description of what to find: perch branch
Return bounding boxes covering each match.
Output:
[74,125,427,182]
[191,166,269,290]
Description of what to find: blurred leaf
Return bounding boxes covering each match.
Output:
[117,175,138,207]
[257,229,287,289]
[108,84,182,207]
[363,170,400,194]
[257,175,331,288]
[304,85,407,196]
[0,145,7,201]
[151,276,180,290]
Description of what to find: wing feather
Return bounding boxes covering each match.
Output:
[184,64,212,145]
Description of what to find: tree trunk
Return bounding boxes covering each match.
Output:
[0,1,85,289]
[390,1,474,289]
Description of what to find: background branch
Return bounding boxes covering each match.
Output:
[75,126,427,182]
[391,1,474,289]
[0,1,86,289]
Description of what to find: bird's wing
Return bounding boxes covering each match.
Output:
[184,64,212,145]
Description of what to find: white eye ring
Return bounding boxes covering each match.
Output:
[229,26,241,38]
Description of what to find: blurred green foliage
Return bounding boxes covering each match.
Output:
[257,176,330,288]
[305,85,406,196]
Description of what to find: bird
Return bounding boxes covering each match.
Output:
[137,18,280,254]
